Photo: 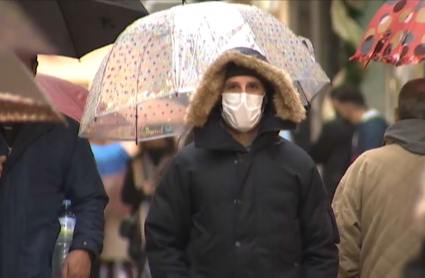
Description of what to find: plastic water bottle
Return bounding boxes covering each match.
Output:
[52,200,76,278]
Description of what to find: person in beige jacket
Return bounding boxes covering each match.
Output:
[332,78,425,278]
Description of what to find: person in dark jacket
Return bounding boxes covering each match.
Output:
[309,114,354,201]
[330,85,388,163]
[0,52,108,278]
[145,47,339,278]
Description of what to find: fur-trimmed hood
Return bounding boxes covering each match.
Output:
[185,48,306,127]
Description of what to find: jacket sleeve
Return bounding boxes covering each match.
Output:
[331,156,366,278]
[299,163,340,278]
[63,135,109,260]
[145,156,191,278]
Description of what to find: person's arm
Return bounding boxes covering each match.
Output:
[64,136,109,260]
[145,155,191,278]
[299,162,340,277]
[331,156,366,278]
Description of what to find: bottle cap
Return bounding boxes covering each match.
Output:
[63,199,71,208]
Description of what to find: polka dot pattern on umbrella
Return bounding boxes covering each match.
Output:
[351,0,425,66]
[80,2,329,141]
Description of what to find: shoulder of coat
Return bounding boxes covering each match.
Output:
[277,139,314,163]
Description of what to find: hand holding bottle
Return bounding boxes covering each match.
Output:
[61,250,91,278]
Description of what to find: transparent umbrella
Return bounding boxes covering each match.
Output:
[80,1,329,141]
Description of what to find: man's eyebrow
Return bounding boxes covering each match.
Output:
[224,81,239,87]
[248,80,262,86]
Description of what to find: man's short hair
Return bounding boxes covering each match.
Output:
[398,78,425,120]
[330,85,366,107]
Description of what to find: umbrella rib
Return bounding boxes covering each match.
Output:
[134,31,153,141]
[56,0,79,58]
[202,15,221,59]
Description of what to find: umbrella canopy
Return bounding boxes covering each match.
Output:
[350,0,425,66]
[36,74,89,122]
[0,1,54,54]
[80,1,328,141]
[0,49,64,123]
[8,0,149,58]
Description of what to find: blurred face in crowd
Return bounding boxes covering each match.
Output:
[144,138,168,149]
[143,138,174,165]
[332,99,354,123]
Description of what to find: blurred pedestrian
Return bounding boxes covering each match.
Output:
[0,52,108,278]
[309,112,354,201]
[121,138,176,278]
[330,85,388,163]
[145,47,339,278]
[90,142,139,278]
[332,78,425,278]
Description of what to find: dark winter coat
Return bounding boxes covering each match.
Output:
[309,116,354,200]
[0,117,108,278]
[145,48,339,278]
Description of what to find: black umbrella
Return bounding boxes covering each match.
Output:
[10,0,149,58]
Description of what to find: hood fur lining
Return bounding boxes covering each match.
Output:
[185,51,306,127]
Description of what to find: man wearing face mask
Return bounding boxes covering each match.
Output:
[145,47,339,278]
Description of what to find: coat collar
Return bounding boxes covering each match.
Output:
[194,105,295,153]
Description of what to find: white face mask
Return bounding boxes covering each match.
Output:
[221,92,264,132]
